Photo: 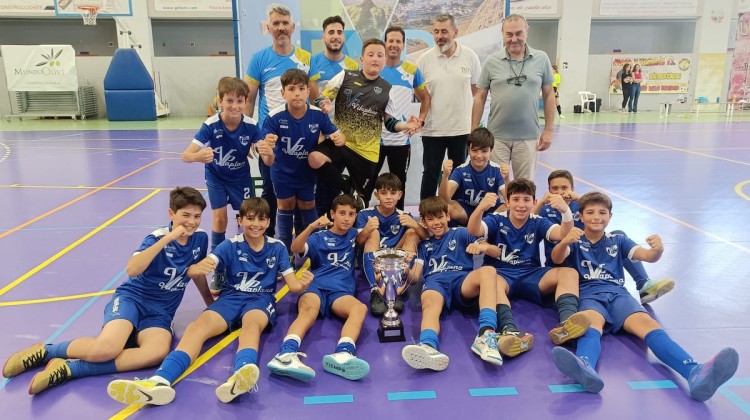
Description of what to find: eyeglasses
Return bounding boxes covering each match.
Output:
[506,75,527,86]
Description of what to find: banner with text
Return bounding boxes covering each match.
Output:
[0,0,55,16]
[599,0,697,16]
[608,55,691,94]
[1,45,78,92]
[153,0,232,12]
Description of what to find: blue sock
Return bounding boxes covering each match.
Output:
[45,341,71,361]
[645,329,698,379]
[154,350,191,384]
[575,328,602,367]
[478,308,498,333]
[335,340,356,356]
[419,329,440,351]
[612,230,649,289]
[234,348,258,372]
[300,208,318,229]
[293,208,305,238]
[556,293,579,323]
[67,360,117,378]
[276,209,294,250]
[279,335,301,354]
[363,252,377,289]
[211,231,226,271]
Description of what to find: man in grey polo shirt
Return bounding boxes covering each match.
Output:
[471,14,555,181]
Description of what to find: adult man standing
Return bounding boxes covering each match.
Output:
[309,15,360,217]
[371,26,430,209]
[245,3,311,236]
[471,14,555,181]
[416,12,481,200]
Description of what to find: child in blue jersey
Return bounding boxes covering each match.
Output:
[267,195,372,382]
[400,197,505,371]
[550,192,738,400]
[182,77,277,294]
[535,169,675,304]
[356,173,428,316]
[439,128,510,226]
[3,187,213,395]
[263,69,342,254]
[467,179,591,350]
[107,198,314,405]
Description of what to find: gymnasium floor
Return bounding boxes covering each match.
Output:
[0,109,748,419]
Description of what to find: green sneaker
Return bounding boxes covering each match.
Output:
[639,278,675,304]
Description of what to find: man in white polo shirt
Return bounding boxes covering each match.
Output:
[417,12,481,200]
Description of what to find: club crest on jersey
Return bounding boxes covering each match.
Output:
[374,86,382,94]
[390,224,401,235]
[266,256,276,268]
[401,73,409,81]
[525,233,535,244]
[488,177,496,187]
[309,123,319,133]
[192,248,201,259]
[606,245,618,257]
[239,135,250,146]
[448,239,457,251]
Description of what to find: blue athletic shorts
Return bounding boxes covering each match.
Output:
[205,171,254,211]
[497,266,553,304]
[206,291,276,330]
[301,283,353,318]
[271,171,315,201]
[580,289,645,333]
[422,271,474,311]
[103,293,174,334]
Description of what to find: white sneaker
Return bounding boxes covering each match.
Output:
[402,343,449,371]
[559,114,566,119]
[107,378,175,406]
[215,363,259,403]
[267,352,315,382]
[470,331,503,366]
[322,352,370,380]
[639,278,675,304]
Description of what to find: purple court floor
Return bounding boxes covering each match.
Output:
[0,121,748,419]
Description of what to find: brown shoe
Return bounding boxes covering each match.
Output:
[549,312,591,345]
[28,358,70,395]
[3,343,47,378]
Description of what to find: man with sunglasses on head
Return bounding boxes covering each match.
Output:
[471,14,555,181]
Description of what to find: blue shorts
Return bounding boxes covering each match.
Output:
[497,266,553,304]
[422,271,474,311]
[207,291,277,330]
[580,289,645,333]
[205,171,254,211]
[103,294,174,334]
[271,172,315,201]
[301,283,353,318]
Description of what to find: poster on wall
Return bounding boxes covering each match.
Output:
[509,0,558,16]
[0,0,56,16]
[728,11,750,102]
[0,45,79,92]
[608,55,691,94]
[153,0,232,12]
[695,54,726,103]
[600,0,697,16]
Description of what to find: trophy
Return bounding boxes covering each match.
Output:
[373,248,409,342]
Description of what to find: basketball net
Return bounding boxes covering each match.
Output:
[78,6,99,26]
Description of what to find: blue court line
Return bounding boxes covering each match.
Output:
[726,378,750,386]
[0,269,126,390]
[549,384,586,393]
[303,395,354,405]
[387,391,437,401]
[628,380,678,390]
[720,387,750,416]
[469,387,518,397]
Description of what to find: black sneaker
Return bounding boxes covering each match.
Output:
[369,289,386,317]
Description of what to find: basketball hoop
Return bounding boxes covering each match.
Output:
[78,6,99,26]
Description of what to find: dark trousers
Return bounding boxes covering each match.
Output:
[315,160,345,217]
[372,144,411,210]
[420,135,468,199]
[258,158,276,236]
[621,85,632,109]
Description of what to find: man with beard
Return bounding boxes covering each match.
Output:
[309,15,360,217]
[416,12,481,200]
[471,14,555,181]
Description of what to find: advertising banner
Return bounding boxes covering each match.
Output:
[608,55,691,94]
[1,45,78,92]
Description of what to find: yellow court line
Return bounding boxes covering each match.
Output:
[736,180,750,202]
[538,162,750,255]
[0,290,115,307]
[110,284,292,420]
[568,126,750,167]
[0,158,164,240]
[0,189,162,297]
[0,184,206,192]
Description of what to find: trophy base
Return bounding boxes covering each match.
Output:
[378,323,405,343]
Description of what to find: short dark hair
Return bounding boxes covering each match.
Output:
[374,172,403,192]
[467,127,494,150]
[506,178,536,200]
[547,169,574,189]
[331,194,360,213]
[280,68,309,88]
[217,76,249,100]
[384,26,405,42]
[239,197,271,219]
[169,187,207,212]
[362,38,385,55]
[419,196,448,219]
[322,15,345,31]
[578,192,613,212]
